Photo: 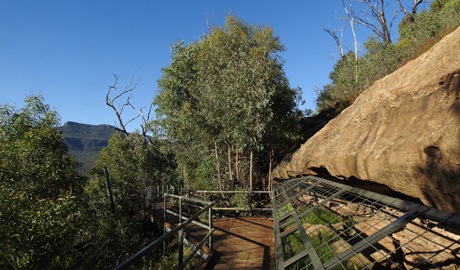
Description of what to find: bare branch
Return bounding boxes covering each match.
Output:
[106,74,138,108]
[412,0,424,15]
[354,17,378,35]
[126,97,154,144]
[398,0,410,17]
[323,26,345,59]
[354,0,392,43]
[144,102,154,140]
[105,74,140,135]
[342,0,359,63]
[342,0,360,84]
[105,73,155,143]
[146,102,153,125]
[204,11,211,31]
[123,96,141,127]
[397,0,425,22]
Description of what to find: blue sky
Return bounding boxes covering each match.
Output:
[0,1,417,131]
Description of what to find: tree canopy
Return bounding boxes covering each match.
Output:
[316,0,460,113]
[0,95,87,269]
[155,15,303,191]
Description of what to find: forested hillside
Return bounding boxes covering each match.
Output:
[60,121,117,175]
[316,0,460,115]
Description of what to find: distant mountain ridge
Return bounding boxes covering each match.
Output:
[60,121,118,176]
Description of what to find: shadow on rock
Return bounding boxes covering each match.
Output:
[418,145,460,214]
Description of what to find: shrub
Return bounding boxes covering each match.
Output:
[439,0,460,29]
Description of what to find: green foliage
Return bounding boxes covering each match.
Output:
[284,232,353,270]
[82,130,177,268]
[146,242,203,270]
[362,38,403,79]
[0,95,87,269]
[398,10,441,48]
[229,189,252,212]
[316,52,364,112]
[87,132,177,215]
[317,0,460,113]
[195,16,284,149]
[301,207,340,225]
[156,15,303,190]
[0,99,178,269]
[189,154,218,190]
[0,96,127,269]
[439,0,460,28]
[284,232,305,260]
[431,0,453,13]
[309,233,342,266]
[76,213,157,269]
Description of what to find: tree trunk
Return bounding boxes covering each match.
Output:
[227,144,233,190]
[104,167,116,215]
[268,149,273,191]
[340,0,359,84]
[249,148,253,191]
[235,148,239,185]
[214,141,224,197]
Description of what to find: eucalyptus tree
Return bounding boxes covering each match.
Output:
[81,130,177,268]
[196,16,287,190]
[0,95,87,269]
[156,15,302,191]
[87,131,177,215]
[155,41,215,190]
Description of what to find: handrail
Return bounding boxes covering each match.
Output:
[167,193,213,205]
[180,229,214,268]
[189,189,273,212]
[113,195,214,270]
[166,209,211,230]
[193,190,272,194]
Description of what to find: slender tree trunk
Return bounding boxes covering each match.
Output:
[268,149,273,191]
[341,0,359,84]
[104,167,116,215]
[235,148,239,185]
[249,148,253,191]
[214,141,224,197]
[227,144,233,191]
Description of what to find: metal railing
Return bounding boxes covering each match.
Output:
[113,190,214,270]
[163,193,214,263]
[273,176,460,270]
[189,190,273,212]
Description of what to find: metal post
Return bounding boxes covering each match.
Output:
[163,193,167,256]
[208,203,213,250]
[153,195,156,218]
[178,197,183,269]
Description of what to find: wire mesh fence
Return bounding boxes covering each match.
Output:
[273,176,460,270]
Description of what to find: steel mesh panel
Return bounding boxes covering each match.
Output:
[273,176,460,270]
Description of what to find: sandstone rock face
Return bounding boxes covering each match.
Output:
[274,27,460,214]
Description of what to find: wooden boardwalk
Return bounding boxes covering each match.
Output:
[204,217,274,270]
[153,203,274,269]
